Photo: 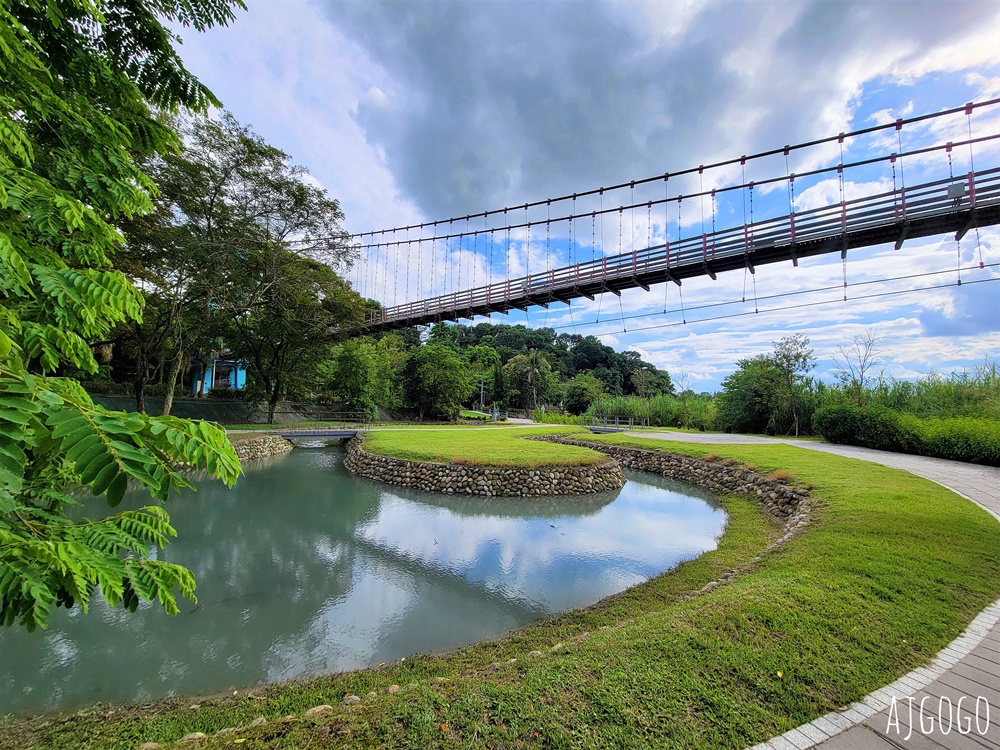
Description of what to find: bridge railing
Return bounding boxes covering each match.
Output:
[265,410,369,426]
[365,167,1000,328]
[582,415,649,430]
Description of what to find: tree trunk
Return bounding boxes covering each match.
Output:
[787,375,799,437]
[134,375,147,414]
[161,351,183,416]
[267,380,282,424]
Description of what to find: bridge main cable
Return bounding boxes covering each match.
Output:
[338,98,1000,242]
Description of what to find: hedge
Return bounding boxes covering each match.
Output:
[813,404,1000,466]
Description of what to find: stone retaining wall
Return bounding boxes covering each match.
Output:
[532,435,812,546]
[343,437,626,496]
[232,435,295,464]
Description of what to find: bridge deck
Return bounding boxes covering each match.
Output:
[276,429,363,439]
[365,169,1000,332]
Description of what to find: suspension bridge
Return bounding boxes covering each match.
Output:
[346,100,1000,333]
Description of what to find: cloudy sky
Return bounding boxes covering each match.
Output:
[174,0,1000,390]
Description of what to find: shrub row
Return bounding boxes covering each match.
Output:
[459,411,491,422]
[813,404,1000,466]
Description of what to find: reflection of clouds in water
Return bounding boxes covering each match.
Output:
[47,633,78,666]
[0,450,725,714]
[358,473,725,612]
[263,556,417,681]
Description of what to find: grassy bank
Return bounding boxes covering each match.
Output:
[4,432,1000,749]
[360,426,602,468]
[227,421,522,432]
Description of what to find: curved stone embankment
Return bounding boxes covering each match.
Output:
[531,435,813,545]
[232,435,295,464]
[343,437,626,496]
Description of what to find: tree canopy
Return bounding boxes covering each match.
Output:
[116,111,358,415]
[0,0,245,630]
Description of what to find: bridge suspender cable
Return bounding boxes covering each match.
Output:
[350,101,1000,334]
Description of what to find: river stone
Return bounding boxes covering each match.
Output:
[304,704,334,717]
[527,650,543,658]
[387,684,401,694]
[250,717,267,726]
[180,733,206,741]
[139,744,160,750]
[341,695,361,705]
[215,728,236,736]
[367,691,378,698]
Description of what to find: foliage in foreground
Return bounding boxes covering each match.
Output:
[7,439,1000,749]
[814,404,1000,466]
[0,0,244,629]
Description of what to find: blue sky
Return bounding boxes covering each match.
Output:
[173,0,1000,391]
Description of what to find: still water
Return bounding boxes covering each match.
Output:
[0,444,725,714]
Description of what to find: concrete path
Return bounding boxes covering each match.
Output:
[627,430,1000,749]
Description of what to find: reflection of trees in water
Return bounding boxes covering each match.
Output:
[381,467,718,519]
[384,480,621,519]
[0,447,724,714]
[0,448,383,712]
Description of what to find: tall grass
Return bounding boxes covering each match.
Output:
[585,393,717,431]
[826,360,1000,420]
[531,410,582,425]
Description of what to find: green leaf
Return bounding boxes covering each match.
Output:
[106,472,127,507]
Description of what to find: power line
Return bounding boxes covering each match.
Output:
[583,275,1000,340]
[479,261,1000,336]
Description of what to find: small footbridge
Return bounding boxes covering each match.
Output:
[275,428,364,440]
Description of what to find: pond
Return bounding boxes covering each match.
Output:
[0,444,726,714]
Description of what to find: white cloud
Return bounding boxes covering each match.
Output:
[171,0,1000,389]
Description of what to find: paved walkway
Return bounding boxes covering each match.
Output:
[628,431,1000,749]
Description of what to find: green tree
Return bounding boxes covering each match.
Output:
[0,0,244,630]
[631,365,674,398]
[564,373,607,415]
[467,344,501,408]
[772,334,815,437]
[404,344,474,420]
[503,350,554,410]
[118,111,354,413]
[226,249,364,423]
[371,334,407,411]
[715,356,783,434]
[326,339,378,419]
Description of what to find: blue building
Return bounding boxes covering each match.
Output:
[190,355,247,396]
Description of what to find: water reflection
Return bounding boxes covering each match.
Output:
[0,445,725,714]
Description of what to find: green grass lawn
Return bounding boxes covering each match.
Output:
[227,421,522,432]
[360,426,603,468]
[5,431,1000,750]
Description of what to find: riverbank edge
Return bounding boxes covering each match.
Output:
[532,434,812,525]
[343,435,627,496]
[230,435,294,463]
